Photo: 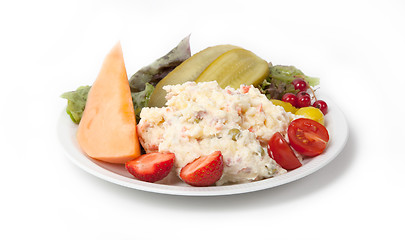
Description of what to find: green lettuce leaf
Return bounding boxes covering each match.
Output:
[131,83,154,122]
[60,84,154,124]
[60,86,91,123]
[269,65,320,86]
[258,65,320,100]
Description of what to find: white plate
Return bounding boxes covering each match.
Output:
[58,96,348,196]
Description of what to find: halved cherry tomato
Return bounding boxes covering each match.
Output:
[288,118,329,157]
[268,132,302,170]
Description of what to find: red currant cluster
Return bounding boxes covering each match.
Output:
[281,78,328,114]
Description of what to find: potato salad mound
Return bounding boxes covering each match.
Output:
[137,81,295,185]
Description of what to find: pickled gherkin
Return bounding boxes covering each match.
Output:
[148,45,240,107]
[228,128,241,141]
[195,48,269,89]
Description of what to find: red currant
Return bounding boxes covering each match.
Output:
[313,100,328,114]
[297,91,311,108]
[281,93,298,107]
[292,78,308,92]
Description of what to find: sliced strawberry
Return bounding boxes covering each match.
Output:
[125,152,175,183]
[180,151,224,187]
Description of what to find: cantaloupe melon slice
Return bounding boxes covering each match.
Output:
[77,42,141,164]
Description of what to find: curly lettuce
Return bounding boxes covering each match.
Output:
[131,83,154,122]
[259,65,320,100]
[258,78,298,100]
[60,86,91,124]
[60,84,154,124]
[129,35,191,92]
[269,65,319,86]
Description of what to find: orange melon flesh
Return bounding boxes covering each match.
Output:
[77,42,141,164]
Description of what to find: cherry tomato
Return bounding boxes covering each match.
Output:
[288,118,329,157]
[295,107,324,125]
[268,132,302,170]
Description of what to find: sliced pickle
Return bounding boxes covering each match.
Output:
[148,44,240,107]
[195,48,269,89]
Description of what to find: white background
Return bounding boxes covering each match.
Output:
[1,0,404,239]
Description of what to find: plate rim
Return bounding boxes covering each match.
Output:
[58,95,349,196]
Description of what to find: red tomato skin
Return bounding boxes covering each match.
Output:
[288,118,329,157]
[268,132,302,170]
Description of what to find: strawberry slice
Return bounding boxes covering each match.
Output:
[180,151,224,187]
[125,152,175,183]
